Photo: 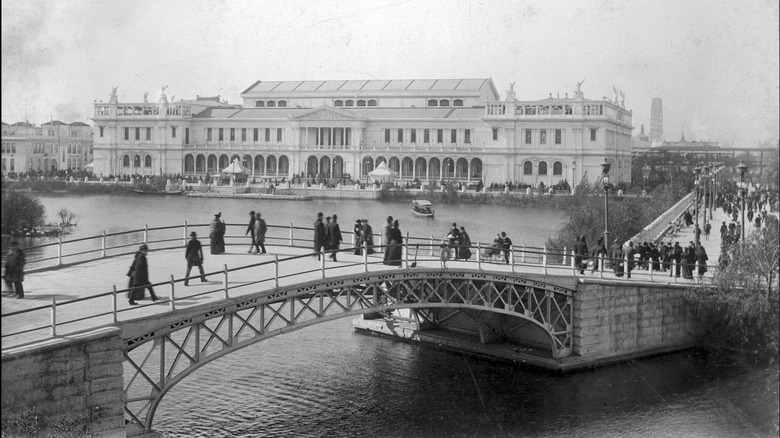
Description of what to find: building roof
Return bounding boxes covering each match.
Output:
[42,120,67,126]
[192,106,488,121]
[69,121,90,127]
[11,121,34,127]
[241,78,497,98]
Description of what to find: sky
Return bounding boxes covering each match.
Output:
[2,0,778,147]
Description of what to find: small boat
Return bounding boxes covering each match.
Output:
[411,199,435,218]
[131,189,184,195]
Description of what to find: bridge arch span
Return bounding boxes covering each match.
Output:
[121,269,573,432]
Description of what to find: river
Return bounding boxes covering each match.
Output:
[6,193,779,437]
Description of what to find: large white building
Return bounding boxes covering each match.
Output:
[1,120,93,175]
[90,78,633,185]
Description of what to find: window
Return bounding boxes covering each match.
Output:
[454,99,463,106]
[539,161,548,175]
[540,130,547,144]
[185,128,189,144]
[368,99,377,106]
[241,128,246,142]
[135,127,140,140]
[277,128,282,142]
[523,161,533,175]
[384,129,391,143]
[464,129,471,144]
[256,101,264,107]
[525,130,532,144]
[345,100,354,106]
[428,99,438,107]
[146,127,152,141]
[590,128,597,141]
[48,129,54,136]
[207,128,213,141]
[440,99,449,107]
[230,128,235,141]
[124,128,129,140]
[424,129,430,143]
[253,128,258,142]
[218,128,224,141]
[278,101,287,107]
[492,128,498,141]
[411,129,416,143]
[334,100,344,107]
[398,129,403,143]
[437,129,443,143]
[267,101,276,107]
[357,100,366,106]
[450,129,457,143]
[71,130,77,137]
[555,129,561,144]
[99,127,104,137]
[171,127,176,138]
[553,161,563,176]
[265,128,270,142]
[144,155,152,167]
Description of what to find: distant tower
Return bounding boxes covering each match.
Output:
[649,98,664,142]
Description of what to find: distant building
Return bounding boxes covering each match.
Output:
[1,120,93,174]
[632,124,651,154]
[649,98,663,143]
[91,78,633,185]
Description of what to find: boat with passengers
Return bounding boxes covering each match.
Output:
[411,199,435,218]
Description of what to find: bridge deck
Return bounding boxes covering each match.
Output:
[1,208,733,350]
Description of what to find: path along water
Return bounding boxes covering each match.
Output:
[2,193,778,437]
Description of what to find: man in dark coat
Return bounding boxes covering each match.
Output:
[313,212,326,259]
[210,213,225,254]
[3,241,26,299]
[127,244,158,305]
[608,239,621,269]
[184,232,207,286]
[381,216,393,253]
[574,235,588,274]
[254,212,267,254]
[671,241,683,277]
[245,211,259,253]
[625,241,636,279]
[695,242,709,281]
[501,232,512,264]
[447,223,460,258]
[327,214,343,261]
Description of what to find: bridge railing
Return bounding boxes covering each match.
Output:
[2,225,719,346]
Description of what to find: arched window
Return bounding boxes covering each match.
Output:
[266,155,277,175]
[254,155,264,175]
[455,158,468,178]
[332,156,344,178]
[345,100,354,106]
[133,155,141,167]
[334,100,344,107]
[267,101,276,107]
[219,154,230,169]
[415,157,428,180]
[255,101,265,107]
[196,155,206,173]
[523,161,533,175]
[375,156,386,166]
[388,157,400,174]
[207,154,218,173]
[184,154,194,173]
[553,161,563,176]
[307,155,319,177]
[319,156,331,177]
[439,99,450,107]
[453,99,464,107]
[278,100,287,107]
[367,99,377,106]
[401,157,414,179]
[357,100,366,107]
[123,155,130,167]
[429,158,441,180]
[539,161,548,175]
[470,158,482,178]
[442,158,455,178]
[278,155,290,175]
[144,155,152,167]
[428,99,438,107]
[362,157,374,178]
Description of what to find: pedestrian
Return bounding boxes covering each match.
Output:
[245,211,258,253]
[3,241,26,299]
[574,235,588,274]
[613,245,625,277]
[703,222,711,241]
[447,223,460,258]
[327,214,343,261]
[363,219,375,254]
[501,231,512,264]
[127,244,158,305]
[184,232,207,286]
[459,226,472,260]
[382,216,393,253]
[625,241,635,279]
[210,212,226,254]
[353,219,364,255]
[694,224,701,243]
[383,220,403,266]
[719,221,727,239]
[671,241,683,277]
[314,212,326,259]
[589,236,606,274]
[695,242,709,281]
[608,239,621,269]
[254,212,267,254]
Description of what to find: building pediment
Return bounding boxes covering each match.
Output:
[290,106,366,121]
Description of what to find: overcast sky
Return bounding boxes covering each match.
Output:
[2,0,778,147]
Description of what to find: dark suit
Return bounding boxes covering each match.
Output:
[326,221,343,261]
[184,238,206,284]
[314,218,326,259]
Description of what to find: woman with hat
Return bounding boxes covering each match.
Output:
[184,232,207,286]
[210,213,226,254]
[127,244,158,305]
[381,216,394,253]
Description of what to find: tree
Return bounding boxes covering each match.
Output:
[58,208,77,225]
[1,192,46,235]
[684,215,780,363]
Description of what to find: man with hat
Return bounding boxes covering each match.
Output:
[3,241,26,299]
[184,232,207,286]
[254,212,267,254]
[210,212,225,254]
[313,212,326,259]
[245,211,258,253]
[382,216,394,253]
[127,244,158,305]
[326,214,343,261]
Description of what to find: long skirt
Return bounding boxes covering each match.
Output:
[383,243,402,266]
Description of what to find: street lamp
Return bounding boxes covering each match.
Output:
[600,160,613,246]
[693,165,702,244]
[736,159,748,243]
[704,164,713,221]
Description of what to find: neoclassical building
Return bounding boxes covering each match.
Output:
[1,120,93,174]
[90,78,633,185]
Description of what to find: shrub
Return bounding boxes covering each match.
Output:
[1,191,46,235]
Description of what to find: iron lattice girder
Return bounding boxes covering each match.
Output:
[121,269,573,430]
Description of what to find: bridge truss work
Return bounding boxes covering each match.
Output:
[121,269,573,431]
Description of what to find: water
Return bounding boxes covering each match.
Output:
[8,193,779,437]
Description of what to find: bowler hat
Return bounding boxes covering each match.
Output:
[139,244,149,251]
[190,231,197,237]
[332,214,338,219]
[215,212,221,217]
[386,216,393,222]
[249,211,255,215]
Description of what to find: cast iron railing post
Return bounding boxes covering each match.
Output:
[223,264,229,298]
[274,255,279,288]
[101,231,107,258]
[50,298,57,337]
[112,285,118,322]
[170,275,176,311]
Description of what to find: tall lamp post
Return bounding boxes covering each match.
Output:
[736,160,748,243]
[600,161,613,246]
[693,165,702,244]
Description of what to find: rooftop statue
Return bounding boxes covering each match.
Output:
[109,86,118,103]
[574,80,585,98]
[159,84,169,103]
[143,91,149,103]
[619,90,625,108]
[505,81,516,100]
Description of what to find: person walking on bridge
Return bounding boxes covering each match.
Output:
[500,232,512,264]
[254,212,267,254]
[313,212,326,259]
[574,235,588,275]
[3,241,25,299]
[245,211,260,254]
[327,214,343,261]
[127,244,158,305]
[184,232,207,286]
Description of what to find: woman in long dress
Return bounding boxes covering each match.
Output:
[384,220,403,266]
[681,247,692,279]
